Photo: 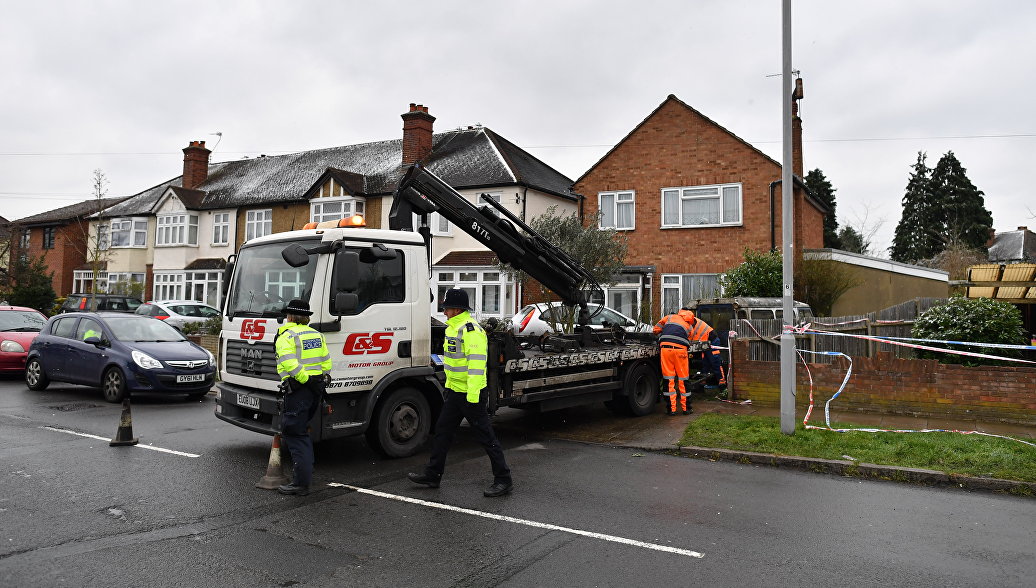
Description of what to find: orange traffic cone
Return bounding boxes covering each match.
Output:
[255,434,290,489]
[110,395,139,447]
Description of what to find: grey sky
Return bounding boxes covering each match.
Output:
[2,0,1033,256]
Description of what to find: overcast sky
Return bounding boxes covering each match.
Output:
[2,0,1033,256]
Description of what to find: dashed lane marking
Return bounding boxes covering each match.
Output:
[41,426,201,458]
[328,482,705,559]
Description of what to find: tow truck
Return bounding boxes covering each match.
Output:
[215,164,704,456]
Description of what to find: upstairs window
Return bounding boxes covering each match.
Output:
[97,224,109,251]
[212,212,230,245]
[662,183,742,228]
[156,213,199,246]
[110,217,148,248]
[19,229,29,249]
[245,209,273,241]
[311,198,365,223]
[599,191,635,230]
[43,227,56,249]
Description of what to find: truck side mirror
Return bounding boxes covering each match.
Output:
[282,243,310,268]
[359,244,397,262]
[333,292,358,314]
[331,251,360,293]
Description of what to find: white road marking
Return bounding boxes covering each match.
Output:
[327,482,704,559]
[41,426,201,458]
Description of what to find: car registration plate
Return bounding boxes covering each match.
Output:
[237,393,260,410]
[176,374,205,383]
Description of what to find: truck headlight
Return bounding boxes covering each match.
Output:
[132,350,163,369]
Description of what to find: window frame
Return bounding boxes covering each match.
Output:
[598,190,636,230]
[42,227,56,249]
[310,197,366,224]
[155,212,199,247]
[661,273,722,314]
[660,182,742,228]
[109,217,149,248]
[245,209,273,242]
[211,212,230,246]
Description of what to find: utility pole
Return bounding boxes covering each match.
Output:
[780,0,796,435]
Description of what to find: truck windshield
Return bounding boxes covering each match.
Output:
[228,241,319,318]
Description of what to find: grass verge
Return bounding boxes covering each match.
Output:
[679,414,1036,483]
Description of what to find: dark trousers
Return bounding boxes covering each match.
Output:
[426,389,511,484]
[281,380,321,488]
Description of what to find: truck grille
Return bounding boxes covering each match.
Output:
[225,340,279,381]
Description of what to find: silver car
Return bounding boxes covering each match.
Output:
[511,303,651,336]
[135,300,220,331]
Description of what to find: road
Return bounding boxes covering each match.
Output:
[1,376,1033,587]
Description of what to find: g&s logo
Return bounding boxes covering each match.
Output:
[343,332,393,355]
[240,319,266,340]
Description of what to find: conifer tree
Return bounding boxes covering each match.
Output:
[930,151,993,252]
[890,152,940,262]
[804,168,840,249]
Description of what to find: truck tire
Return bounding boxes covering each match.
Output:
[622,362,658,416]
[367,386,432,458]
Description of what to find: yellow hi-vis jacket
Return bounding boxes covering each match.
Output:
[443,310,488,403]
[275,322,332,384]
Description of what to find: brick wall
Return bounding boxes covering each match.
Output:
[729,341,1036,425]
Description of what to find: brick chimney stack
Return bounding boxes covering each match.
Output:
[791,77,804,178]
[401,103,435,165]
[182,140,211,190]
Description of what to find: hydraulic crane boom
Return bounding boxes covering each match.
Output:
[389,163,603,326]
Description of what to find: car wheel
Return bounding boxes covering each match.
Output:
[366,387,432,458]
[102,367,127,403]
[25,358,49,391]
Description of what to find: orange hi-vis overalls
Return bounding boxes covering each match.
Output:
[653,313,692,413]
[686,317,726,385]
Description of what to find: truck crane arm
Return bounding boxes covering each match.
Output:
[389,163,603,325]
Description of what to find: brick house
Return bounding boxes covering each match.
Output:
[10,197,128,298]
[573,86,828,320]
[90,104,577,318]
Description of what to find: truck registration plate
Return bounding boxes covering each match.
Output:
[237,393,260,410]
[176,374,205,383]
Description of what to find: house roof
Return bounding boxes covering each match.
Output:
[165,186,207,210]
[574,94,830,214]
[435,250,500,266]
[101,127,576,218]
[15,197,129,225]
[988,227,1036,263]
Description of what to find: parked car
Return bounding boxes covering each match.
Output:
[0,305,48,374]
[24,312,216,402]
[60,294,143,314]
[512,303,651,336]
[136,300,221,330]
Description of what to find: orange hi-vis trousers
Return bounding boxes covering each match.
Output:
[660,344,689,412]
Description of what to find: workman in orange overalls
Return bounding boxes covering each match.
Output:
[653,308,696,415]
[685,310,726,389]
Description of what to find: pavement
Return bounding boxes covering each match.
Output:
[492,394,1036,496]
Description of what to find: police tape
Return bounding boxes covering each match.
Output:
[792,327,1036,365]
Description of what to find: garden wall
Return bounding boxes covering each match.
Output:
[729,340,1036,425]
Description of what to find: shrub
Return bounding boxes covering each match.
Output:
[200,315,223,335]
[719,249,782,297]
[912,296,1025,365]
[181,322,202,335]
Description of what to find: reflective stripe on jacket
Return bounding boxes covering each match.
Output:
[653,314,691,347]
[687,318,714,343]
[275,322,332,384]
[443,310,488,402]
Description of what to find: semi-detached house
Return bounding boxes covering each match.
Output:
[89,104,578,319]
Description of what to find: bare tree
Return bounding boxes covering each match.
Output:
[73,169,113,310]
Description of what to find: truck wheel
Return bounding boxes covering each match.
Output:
[622,362,657,416]
[367,387,432,458]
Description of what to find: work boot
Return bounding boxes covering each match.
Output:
[683,407,692,415]
[484,480,513,497]
[277,483,310,496]
[407,472,441,488]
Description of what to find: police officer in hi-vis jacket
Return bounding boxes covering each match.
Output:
[408,289,513,497]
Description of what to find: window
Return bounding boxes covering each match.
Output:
[51,317,78,339]
[43,227,55,249]
[245,209,273,241]
[212,213,230,245]
[599,191,635,230]
[73,270,104,294]
[75,318,104,341]
[19,229,29,249]
[110,217,148,248]
[662,183,742,227]
[433,268,512,318]
[311,197,365,224]
[661,274,722,314]
[107,272,145,295]
[186,271,223,307]
[153,272,185,301]
[330,247,405,315]
[97,224,109,251]
[156,213,199,246]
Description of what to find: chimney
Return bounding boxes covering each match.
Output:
[401,103,436,165]
[182,140,211,190]
[1018,226,1029,231]
[791,77,804,178]
[986,227,997,248]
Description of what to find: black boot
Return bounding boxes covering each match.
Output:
[277,483,310,496]
[484,480,513,497]
[407,472,441,488]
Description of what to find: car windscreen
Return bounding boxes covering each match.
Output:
[105,317,185,342]
[228,241,319,318]
[0,310,47,332]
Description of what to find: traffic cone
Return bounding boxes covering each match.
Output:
[255,434,290,489]
[110,395,139,447]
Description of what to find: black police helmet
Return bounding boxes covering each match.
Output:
[441,289,471,311]
[284,298,313,316]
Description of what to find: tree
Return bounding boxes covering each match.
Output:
[5,254,56,312]
[837,225,868,254]
[930,151,993,252]
[73,169,114,309]
[890,152,940,263]
[804,168,841,249]
[718,249,782,297]
[495,205,629,328]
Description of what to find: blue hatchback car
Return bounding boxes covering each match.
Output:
[25,312,216,402]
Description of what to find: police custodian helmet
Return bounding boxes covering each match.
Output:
[441,289,471,310]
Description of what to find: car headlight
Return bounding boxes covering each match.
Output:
[131,350,163,369]
[204,348,216,366]
[1,340,26,353]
